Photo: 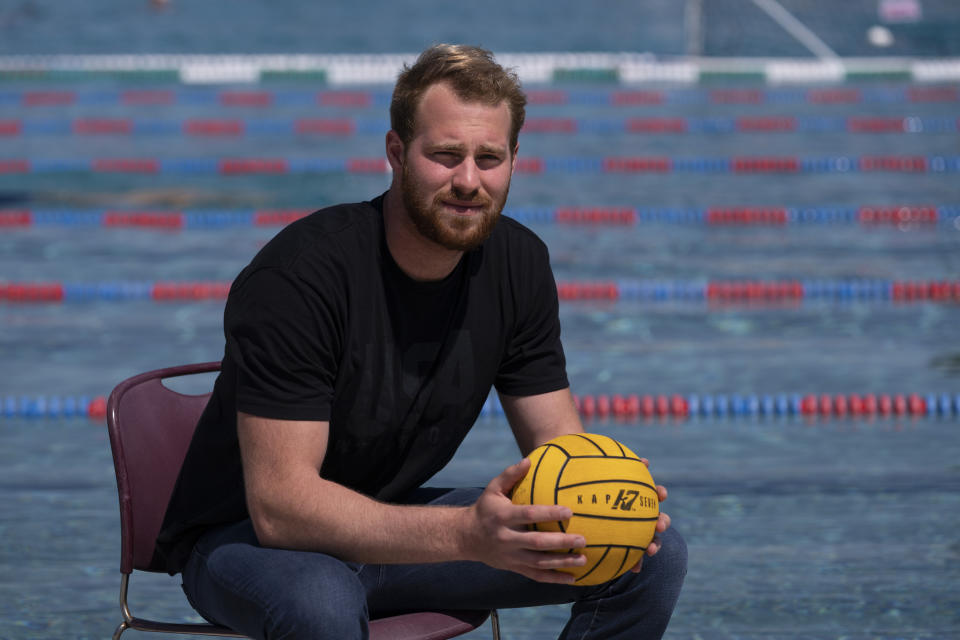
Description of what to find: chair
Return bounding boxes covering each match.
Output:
[107,362,501,640]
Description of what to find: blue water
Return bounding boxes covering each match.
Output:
[1,0,959,57]
[2,2,960,639]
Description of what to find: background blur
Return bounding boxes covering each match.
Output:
[1,1,958,639]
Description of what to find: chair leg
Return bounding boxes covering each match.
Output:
[118,572,135,627]
[112,620,129,640]
[489,609,501,640]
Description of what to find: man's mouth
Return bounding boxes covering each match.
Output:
[442,200,486,215]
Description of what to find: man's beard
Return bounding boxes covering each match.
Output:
[401,163,508,252]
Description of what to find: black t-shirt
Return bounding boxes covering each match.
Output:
[157,194,568,574]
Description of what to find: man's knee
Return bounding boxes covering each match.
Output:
[654,526,688,582]
[190,541,370,640]
[266,569,368,640]
[606,527,687,602]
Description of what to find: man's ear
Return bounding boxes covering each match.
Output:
[510,143,519,174]
[386,130,405,173]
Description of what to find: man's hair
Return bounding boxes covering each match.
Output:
[390,44,527,152]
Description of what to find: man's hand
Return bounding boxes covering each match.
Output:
[462,459,588,584]
[629,457,672,574]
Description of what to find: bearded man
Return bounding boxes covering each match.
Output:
[158,43,686,640]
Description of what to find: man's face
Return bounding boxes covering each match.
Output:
[398,82,517,252]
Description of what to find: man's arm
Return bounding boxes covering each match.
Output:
[499,387,585,455]
[237,411,588,583]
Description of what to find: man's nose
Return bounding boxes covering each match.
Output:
[451,158,480,197]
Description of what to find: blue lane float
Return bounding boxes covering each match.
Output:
[2,279,959,304]
[2,116,957,137]
[2,391,957,421]
[2,156,960,175]
[1,85,957,107]
[2,205,960,230]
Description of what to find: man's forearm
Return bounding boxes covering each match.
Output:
[248,473,473,564]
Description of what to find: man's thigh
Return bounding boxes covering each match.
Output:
[182,519,369,637]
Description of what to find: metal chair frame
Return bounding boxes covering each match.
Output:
[107,362,500,639]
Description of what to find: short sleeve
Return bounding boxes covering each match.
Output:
[494,239,568,396]
[225,267,342,421]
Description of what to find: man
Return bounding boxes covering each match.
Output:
[158,44,686,639]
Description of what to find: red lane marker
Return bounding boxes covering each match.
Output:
[0,120,22,136]
[671,394,689,418]
[613,395,632,418]
[0,210,31,227]
[859,156,928,172]
[819,394,833,416]
[626,118,687,133]
[219,158,288,174]
[626,394,640,417]
[654,395,669,417]
[93,158,159,173]
[878,394,893,415]
[151,281,231,301]
[0,160,29,174]
[710,89,764,104]
[612,90,664,105]
[318,91,371,107]
[640,395,655,418]
[834,394,848,416]
[522,118,577,133]
[556,282,619,300]
[706,207,788,224]
[24,91,75,106]
[808,88,860,104]
[514,157,544,174]
[737,117,796,132]
[848,394,864,416]
[848,117,905,133]
[103,211,184,229]
[220,91,272,107]
[526,90,568,105]
[908,86,958,103]
[891,281,957,302]
[0,282,64,302]
[858,206,938,224]
[254,209,313,226]
[295,118,355,134]
[73,119,133,135]
[732,157,799,173]
[596,395,611,418]
[87,396,107,420]
[186,119,245,136]
[603,157,671,172]
[346,157,387,173]
[580,395,596,418]
[908,393,926,416]
[122,90,175,105]
[893,394,908,415]
[555,207,636,225]
[707,281,803,300]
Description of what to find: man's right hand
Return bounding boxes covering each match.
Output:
[461,458,588,584]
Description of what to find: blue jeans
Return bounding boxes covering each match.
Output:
[181,488,687,640]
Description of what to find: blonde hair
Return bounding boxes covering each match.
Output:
[390,44,526,151]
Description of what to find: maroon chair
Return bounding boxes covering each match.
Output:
[106,362,500,640]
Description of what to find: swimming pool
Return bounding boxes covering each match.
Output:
[2,4,960,638]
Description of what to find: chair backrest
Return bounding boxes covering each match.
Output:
[106,362,500,640]
[106,362,220,574]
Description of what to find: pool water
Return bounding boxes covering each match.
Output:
[2,2,960,638]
